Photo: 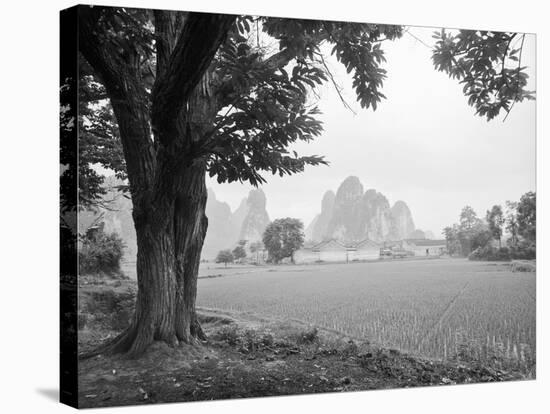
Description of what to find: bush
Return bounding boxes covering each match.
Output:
[79,231,125,275]
[469,246,511,261]
[510,241,536,260]
[469,241,535,261]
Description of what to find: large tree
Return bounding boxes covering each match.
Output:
[263,218,305,264]
[74,5,533,357]
[517,191,536,242]
[505,200,520,246]
[486,205,505,247]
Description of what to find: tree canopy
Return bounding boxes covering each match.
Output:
[232,240,247,261]
[486,205,505,246]
[517,191,536,242]
[444,192,536,258]
[263,218,305,263]
[74,8,535,202]
[215,249,234,267]
[432,30,534,120]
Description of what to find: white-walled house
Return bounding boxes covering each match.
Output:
[292,241,320,264]
[405,239,447,256]
[293,237,446,265]
[294,239,381,264]
[348,239,380,261]
[315,239,350,262]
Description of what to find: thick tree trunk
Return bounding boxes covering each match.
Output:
[78,9,233,359]
[174,165,208,343]
[128,223,179,355]
[87,168,209,358]
[95,211,178,357]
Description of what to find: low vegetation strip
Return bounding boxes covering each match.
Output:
[78,307,529,408]
[511,260,536,273]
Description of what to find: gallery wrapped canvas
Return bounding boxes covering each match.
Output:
[60,3,536,409]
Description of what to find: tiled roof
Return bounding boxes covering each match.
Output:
[352,239,380,249]
[406,239,446,246]
[312,239,348,251]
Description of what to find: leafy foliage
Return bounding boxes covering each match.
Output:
[469,240,535,261]
[262,218,305,263]
[60,77,77,214]
[77,60,127,208]
[216,249,234,266]
[444,206,491,256]
[79,230,126,275]
[469,245,511,261]
[442,225,462,256]
[262,19,402,110]
[232,240,247,261]
[432,30,534,120]
[206,19,402,185]
[486,205,505,246]
[446,192,536,260]
[505,200,519,246]
[517,191,536,242]
[78,8,534,203]
[78,9,406,191]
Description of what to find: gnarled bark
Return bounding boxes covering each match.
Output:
[174,164,209,343]
[78,7,235,358]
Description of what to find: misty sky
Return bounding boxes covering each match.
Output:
[206,26,536,237]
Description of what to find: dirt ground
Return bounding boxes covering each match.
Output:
[78,305,529,408]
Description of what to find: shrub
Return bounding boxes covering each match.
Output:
[469,241,535,261]
[468,246,509,261]
[79,231,125,275]
[510,241,536,260]
[217,325,240,345]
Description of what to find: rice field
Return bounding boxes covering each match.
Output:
[197,258,536,372]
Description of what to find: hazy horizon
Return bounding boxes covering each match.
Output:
[206,26,536,237]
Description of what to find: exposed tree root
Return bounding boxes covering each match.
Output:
[79,318,208,360]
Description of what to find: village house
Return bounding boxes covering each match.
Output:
[294,238,381,264]
[314,239,350,263]
[348,239,380,261]
[404,239,447,256]
[294,237,447,264]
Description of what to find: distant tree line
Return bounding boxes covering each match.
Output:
[215,239,249,267]
[443,192,535,261]
[214,217,305,266]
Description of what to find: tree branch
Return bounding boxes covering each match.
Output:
[151,12,236,145]
[79,6,156,196]
[215,47,295,110]
[315,51,357,115]
[503,34,526,122]
[154,10,187,80]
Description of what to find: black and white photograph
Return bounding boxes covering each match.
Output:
[28,0,546,411]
